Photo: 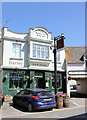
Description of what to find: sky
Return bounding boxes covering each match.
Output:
[1,2,85,47]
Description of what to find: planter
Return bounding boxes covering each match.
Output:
[4,96,13,102]
[55,96,63,109]
[63,96,70,107]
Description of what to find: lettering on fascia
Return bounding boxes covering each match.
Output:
[35,30,47,38]
[32,63,47,67]
[9,61,23,66]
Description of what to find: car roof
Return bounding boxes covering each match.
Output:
[25,88,50,92]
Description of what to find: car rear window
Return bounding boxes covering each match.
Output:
[36,91,53,96]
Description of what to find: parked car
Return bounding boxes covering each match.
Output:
[70,85,73,90]
[0,91,3,108]
[73,85,77,90]
[13,88,56,112]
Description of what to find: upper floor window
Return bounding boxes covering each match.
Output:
[13,43,21,58]
[32,44,49,59]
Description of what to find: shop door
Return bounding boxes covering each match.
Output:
[38,78,45,89]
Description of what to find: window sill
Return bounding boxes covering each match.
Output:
[29,57,52,61]
[10,58,23,60]
[8,88,23,91]
[8,88,17,91]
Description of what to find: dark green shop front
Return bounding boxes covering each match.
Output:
[2,69,66,97]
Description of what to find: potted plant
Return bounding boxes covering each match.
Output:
[62,93,70,107]
[55,93,63,109]
[4,95,13,102]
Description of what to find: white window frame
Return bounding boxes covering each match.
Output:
[12,43,21,58]
[32,44,49,59]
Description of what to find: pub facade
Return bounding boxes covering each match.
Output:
[0,26,66,96]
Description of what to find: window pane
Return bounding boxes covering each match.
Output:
[13,44,21,58]
[45,51,48,59]
[33,50,36,57]
[32,44,49,59]
[33,44,36,50]
[9,71,24,89]
[37,45,40,50]
[41,46,44,58]
[41,51,44,58]
[37,50,40,58]
[45,46,49,59]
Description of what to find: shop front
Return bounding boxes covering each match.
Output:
[2,69,66,96]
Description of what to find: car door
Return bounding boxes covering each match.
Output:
[16,90,25,106]
[21,90,33,108]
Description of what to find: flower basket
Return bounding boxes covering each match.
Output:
[68,76,72,80]
[4,95,13,102]
[26,75,29,79]
[4,75,8,79]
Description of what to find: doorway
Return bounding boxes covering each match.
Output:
[37,78,45,88]
[35,77,45,89]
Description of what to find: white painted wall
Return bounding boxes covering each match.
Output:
[1,27,66,72]
[66,63,87,96]
[67,63,87,78]
[77,79,87,95]
[51,48,65,71]
[3,39,28,68]
[3,27,27,40]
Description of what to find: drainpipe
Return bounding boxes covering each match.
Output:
[66,62,70,97]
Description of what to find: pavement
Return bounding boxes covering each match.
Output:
[0,91,87,119]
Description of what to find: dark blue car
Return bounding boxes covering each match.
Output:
[13,88,56,112]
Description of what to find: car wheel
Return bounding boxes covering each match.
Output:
[28,103,33,112]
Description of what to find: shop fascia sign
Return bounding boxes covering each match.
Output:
[69,70,87,75]
[9,60,23,66]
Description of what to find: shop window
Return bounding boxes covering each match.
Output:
[9,71,24,89]
[32,44,49,59]
[52,74,62,89]
[13,43,21,58]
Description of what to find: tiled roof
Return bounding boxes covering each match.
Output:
[65,47,87,63]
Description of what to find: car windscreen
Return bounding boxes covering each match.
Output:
[36,91,53,96]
